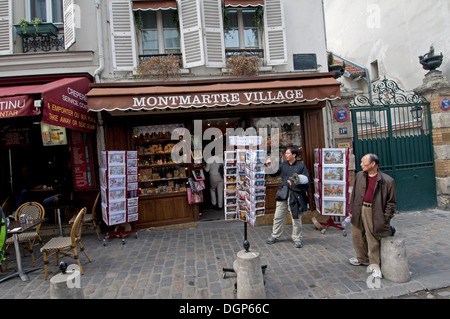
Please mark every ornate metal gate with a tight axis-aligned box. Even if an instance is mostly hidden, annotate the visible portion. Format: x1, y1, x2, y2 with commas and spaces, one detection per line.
350, 77, 436, 211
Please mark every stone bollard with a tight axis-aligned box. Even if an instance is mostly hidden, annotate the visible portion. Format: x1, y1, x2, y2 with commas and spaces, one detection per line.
50, 269, 84, 299
381, 236, 410, 283
233, 249, 266, 299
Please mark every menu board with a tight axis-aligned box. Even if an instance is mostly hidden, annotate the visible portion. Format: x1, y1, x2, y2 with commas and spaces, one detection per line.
100, 150, 139, 226
313, 148, 349, 217
70, 131, 95, 191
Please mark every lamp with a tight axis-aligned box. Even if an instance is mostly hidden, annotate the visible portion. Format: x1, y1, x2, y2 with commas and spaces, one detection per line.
410, 105, 423, 121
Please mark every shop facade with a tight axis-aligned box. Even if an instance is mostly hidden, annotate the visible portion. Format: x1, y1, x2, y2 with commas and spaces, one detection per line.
0, 74, 98, 216
87, 73, 340, 229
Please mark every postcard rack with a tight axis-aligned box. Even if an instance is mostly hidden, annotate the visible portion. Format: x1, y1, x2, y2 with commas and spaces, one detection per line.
313, 148, 350, 235
100, 150, 139, 245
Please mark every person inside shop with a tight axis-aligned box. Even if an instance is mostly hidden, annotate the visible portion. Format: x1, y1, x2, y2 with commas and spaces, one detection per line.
15, 161, 74, 218
265, 147, 310, 248
204, 152, 224, 210
348, 153, 397, 279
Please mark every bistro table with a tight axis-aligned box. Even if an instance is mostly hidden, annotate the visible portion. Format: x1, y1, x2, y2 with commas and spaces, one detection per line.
0, 218, 47, 283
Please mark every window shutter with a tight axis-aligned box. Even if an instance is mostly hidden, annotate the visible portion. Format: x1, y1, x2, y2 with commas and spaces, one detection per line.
177, 0, 204, 68
264, 0, 287, 65
203, 0, 225, 67
109, 1, 138, 71
0, 0, 12, 55
63, 0, 76, 50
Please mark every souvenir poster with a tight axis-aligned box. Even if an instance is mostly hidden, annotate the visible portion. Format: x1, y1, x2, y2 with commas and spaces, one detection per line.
323, 182, 346, 199
322, 149, 345, 165
323, 167, 346, 182
100, 150, 139, 226
322, 199, 346, 217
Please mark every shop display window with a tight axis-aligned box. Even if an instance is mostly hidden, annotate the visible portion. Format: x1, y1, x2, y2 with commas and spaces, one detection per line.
253, 116, 303, 184
132, 124, 189, 196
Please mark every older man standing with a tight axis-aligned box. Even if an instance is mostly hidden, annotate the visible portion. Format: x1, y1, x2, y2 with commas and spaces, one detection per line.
348, 153, 396, 278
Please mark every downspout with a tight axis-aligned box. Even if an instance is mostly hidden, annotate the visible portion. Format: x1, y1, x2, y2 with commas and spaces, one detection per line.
94, 0, 106, 158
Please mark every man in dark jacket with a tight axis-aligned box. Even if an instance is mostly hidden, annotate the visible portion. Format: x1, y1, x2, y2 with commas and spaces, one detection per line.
266, 147, 310, 248
348, 153, 396, 279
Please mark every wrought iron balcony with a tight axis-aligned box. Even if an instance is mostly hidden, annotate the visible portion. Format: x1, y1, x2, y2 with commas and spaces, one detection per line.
13, 22, 65, 53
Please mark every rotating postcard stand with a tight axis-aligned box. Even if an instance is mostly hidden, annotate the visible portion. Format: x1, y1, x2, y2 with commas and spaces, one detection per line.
312, 148, 350, 236
222, 136, 267, 278
100, 151, 139, 245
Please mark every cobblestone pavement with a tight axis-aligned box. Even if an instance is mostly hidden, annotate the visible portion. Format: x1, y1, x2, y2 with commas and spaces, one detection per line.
1, 208, 449, 299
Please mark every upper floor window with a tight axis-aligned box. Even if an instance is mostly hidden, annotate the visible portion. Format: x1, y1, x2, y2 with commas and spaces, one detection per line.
29, 0, 63, 23
138, 10, 180, 56
224, 8, 260, 50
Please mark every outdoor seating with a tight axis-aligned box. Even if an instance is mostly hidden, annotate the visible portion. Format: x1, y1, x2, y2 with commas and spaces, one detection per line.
3, 202, 45, 270
68, 192, 101, 240
41, 207, 92, 280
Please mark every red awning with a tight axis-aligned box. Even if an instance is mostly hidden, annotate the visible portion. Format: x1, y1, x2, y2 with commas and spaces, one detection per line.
132, 0, 177, 11
0, 77, 96, 133
87, 75, 340, 112
224, 0, 264, 7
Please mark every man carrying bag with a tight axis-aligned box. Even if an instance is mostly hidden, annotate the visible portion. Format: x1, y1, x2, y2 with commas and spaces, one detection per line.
266, 147, 310, 248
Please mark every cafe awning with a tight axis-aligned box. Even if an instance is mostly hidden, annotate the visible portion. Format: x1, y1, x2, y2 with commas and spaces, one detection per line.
224, 0, 264, 7
0, 77, 96, 133
87, 75, 340, 112
132, 0, 177, 11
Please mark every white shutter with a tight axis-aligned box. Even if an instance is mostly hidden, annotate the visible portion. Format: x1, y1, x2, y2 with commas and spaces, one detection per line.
177, 0, 204, 68
0, 0, 12, 55
109, 1, 137, 71
63, 0, 76, 50
264, 0, 287, 65
203, 0, 225, 67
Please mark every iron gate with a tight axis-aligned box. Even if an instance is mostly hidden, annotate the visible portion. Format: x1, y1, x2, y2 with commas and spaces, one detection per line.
350, 77, 436, 211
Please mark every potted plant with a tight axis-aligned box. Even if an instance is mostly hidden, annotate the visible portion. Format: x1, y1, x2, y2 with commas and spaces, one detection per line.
327, 52, 346, 79
419, 45, 443, 72
226, 52, 260, 77
13, 18, 58, 37
136, 54, 181, 80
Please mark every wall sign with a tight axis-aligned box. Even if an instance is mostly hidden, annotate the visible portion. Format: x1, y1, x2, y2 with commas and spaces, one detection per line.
334, 107, 349, 122
440, 98, 450, 111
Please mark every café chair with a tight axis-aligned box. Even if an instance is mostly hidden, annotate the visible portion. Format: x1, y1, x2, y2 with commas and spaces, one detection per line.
3, 202, 45, 270
41, 207, 92, 280
68, 192, 101, 240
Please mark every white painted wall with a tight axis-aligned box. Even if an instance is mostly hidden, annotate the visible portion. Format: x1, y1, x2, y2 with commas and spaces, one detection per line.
324, 0, 450, 91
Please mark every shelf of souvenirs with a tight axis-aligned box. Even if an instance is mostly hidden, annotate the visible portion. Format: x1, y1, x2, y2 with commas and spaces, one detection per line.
139, 183, 188, 196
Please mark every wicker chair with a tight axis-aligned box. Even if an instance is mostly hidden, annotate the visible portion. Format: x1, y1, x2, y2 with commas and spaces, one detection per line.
68, 192, 101, 240
41, 207, 92, 280
3, 202, 45, 270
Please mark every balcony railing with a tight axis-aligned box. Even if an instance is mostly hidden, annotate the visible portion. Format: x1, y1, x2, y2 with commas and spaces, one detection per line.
13, 23, 65, 53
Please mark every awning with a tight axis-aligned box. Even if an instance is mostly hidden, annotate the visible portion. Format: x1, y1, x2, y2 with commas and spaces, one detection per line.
132, 0, 177, 11
0, 77, 96, 133
225, 0, 264, 7
87, 76, 340, 112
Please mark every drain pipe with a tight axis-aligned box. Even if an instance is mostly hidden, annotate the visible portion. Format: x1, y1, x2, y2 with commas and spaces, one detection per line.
94, 0, 105, 83
94, 0, 106, 156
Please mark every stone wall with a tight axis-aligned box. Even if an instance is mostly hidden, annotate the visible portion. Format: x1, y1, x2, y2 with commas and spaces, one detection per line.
415, 72, 450, 209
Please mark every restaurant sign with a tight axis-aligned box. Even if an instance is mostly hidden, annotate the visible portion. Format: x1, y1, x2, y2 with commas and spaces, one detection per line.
0, 95, 39, 119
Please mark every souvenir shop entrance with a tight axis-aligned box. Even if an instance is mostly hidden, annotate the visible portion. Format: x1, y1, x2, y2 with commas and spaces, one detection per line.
87, 74, 340, 229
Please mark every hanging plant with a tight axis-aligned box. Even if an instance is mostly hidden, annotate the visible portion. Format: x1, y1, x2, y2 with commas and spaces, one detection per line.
136, 54, 181, 80
226, 52, 260, 77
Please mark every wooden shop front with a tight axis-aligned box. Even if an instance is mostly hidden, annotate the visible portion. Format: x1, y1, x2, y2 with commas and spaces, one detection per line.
87, 74, 340, 229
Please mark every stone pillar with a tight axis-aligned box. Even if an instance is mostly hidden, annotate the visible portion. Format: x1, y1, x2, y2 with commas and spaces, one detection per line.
415, 71, 450, 209
50, 271, 84, 299
380, 236, 410, 283
233, 250, 266, 299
